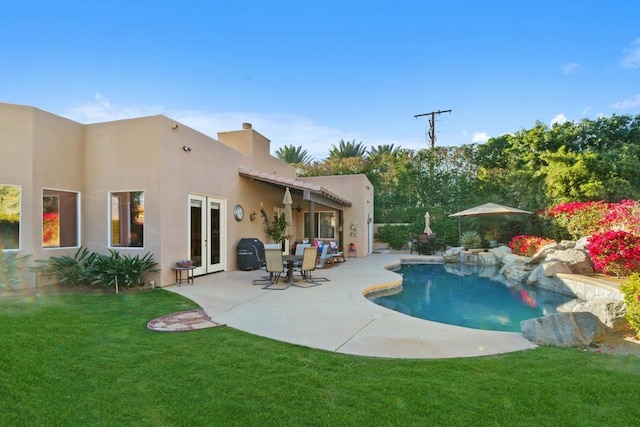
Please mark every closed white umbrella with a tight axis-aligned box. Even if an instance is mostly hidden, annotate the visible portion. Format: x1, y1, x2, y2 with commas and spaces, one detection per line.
424, 212, 434, 236
283, 187, 293, 242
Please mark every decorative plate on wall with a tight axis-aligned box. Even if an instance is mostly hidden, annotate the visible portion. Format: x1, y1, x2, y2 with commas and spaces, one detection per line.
233, 204, 244, 221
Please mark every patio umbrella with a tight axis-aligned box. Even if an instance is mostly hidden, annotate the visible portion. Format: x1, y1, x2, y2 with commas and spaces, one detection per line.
449, 203, 532, 217
449, 203, 533, 240
424, 211, 434, 236
283, 187, 293, 242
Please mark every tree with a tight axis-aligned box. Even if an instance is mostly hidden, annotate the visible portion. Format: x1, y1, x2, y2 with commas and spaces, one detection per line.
274, 145, 313, 164
368, 144, 401, 156
328, 139, 367, 159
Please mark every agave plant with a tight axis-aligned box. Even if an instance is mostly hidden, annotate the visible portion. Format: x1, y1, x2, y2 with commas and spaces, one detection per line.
91, 250, 159, 289
35, 246, 96, 287
459, 231, 482, 249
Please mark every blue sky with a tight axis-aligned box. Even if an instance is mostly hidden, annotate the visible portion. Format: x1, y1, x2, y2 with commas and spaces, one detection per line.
1, 1, 639, 160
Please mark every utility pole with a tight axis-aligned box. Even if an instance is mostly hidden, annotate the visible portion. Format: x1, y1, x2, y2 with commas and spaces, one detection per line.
414, 109, 452, 150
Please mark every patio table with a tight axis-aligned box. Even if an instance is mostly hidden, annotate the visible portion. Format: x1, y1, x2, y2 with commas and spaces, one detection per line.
282, 254, 303, 284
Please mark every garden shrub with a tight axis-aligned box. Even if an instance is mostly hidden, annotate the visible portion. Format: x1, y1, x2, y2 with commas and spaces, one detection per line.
36, 247, 158, 288
90, 250, 159, 288
0, 242, 30, 289
375, 224, 413, 249
508, 235, 555, 257
620, 273, 640, 339
544, 201, 610, 240
35, 246, 96, 286
588, 231, 640, 277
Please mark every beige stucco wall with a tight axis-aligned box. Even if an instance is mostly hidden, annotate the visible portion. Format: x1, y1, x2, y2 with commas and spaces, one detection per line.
0, 103, 85, 287
304, 174, 374, 256
1, 102, 373, 289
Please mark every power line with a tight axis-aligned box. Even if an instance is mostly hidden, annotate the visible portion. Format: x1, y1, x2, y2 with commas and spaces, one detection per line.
414, 109, 452, 150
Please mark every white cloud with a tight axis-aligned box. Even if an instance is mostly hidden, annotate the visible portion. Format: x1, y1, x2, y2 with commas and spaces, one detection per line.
562, 63, 580, 75
65, 93, 164, 122
611, 93, 640, 109
471, 132, 490, 143
65, 94, 422, 160
173, 110, 365, 161
550, 114, 567, 126
620, 38, 640, 69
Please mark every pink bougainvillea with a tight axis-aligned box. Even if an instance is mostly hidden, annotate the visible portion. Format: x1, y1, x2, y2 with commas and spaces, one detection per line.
545, 199, 640, 276
588, 231, 640, 277
508, 235, 556, 257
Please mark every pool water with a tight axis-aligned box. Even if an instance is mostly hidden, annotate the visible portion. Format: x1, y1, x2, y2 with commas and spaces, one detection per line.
369, 264, 577, 332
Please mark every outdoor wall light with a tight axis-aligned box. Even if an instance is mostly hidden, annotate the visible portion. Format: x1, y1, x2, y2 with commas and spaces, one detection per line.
172, 124, 179, 129
250, 211, 257, 221
182, 145, 192, 152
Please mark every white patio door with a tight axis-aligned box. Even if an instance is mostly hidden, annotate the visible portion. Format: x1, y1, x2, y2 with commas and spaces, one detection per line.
189, 194, 226, 275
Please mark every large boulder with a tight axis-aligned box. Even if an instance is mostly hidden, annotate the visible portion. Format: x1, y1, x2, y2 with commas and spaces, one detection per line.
544, 248, 594, 274
559, 240, 576, 249
500, 263, 534, 284
575, 236, 590, 251
529, 242, 563, 264
489, 245, 512, 263
573, 297, 628, 332
443, 246, 463, 263
521, 312, 608, 347
541, 260, 574, 277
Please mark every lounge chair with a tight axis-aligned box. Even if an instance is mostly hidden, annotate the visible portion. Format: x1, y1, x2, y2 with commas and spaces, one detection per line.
316, 244, 332, 268
294, 246, 329, 287
329, 241, 345, 264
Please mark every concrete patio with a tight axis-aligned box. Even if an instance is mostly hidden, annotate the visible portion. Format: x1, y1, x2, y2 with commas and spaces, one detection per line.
168, 253, 537, 359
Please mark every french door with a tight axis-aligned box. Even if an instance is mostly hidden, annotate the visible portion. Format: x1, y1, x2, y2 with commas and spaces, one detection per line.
189, 195, 226, 275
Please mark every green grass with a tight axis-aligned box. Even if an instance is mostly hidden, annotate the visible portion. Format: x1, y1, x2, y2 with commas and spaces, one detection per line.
1, 290, 639, 426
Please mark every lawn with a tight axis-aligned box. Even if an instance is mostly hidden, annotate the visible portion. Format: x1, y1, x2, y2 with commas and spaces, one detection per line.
1, 289, 639, 426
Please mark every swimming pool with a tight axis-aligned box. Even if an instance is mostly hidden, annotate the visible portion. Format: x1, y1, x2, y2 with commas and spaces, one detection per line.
369, 263, 578, 332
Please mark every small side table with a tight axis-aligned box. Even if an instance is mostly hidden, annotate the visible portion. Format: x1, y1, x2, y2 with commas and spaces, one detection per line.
172, 266, 196, 286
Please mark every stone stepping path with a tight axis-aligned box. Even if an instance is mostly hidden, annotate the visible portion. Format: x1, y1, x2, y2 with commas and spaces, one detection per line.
147, 309, 225, 332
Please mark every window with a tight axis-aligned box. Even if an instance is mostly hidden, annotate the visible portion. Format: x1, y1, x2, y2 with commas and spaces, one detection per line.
42, 189, 79, 248
0, 184, 20, 250
110, 191, 144, 247
303, 211, 336, 240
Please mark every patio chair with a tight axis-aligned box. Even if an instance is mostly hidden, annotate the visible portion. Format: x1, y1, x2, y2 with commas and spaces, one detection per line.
294, 246, 329, 287
292, 243, 311, 274
316, 244, 332, 268
417, 233, 434, 255
253, 249, 288, 290
433, 235, 447, 255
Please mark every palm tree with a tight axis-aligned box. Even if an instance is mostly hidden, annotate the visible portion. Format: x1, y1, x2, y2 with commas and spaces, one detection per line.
274, 145, 313, 164
368, 144, 401, 156
328, 139, 367, 159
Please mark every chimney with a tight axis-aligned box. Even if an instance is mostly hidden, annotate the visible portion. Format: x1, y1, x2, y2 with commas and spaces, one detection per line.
242, 122, 252, 129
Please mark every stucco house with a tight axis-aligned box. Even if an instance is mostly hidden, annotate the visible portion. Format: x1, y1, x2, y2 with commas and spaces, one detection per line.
0, 102, 374, 289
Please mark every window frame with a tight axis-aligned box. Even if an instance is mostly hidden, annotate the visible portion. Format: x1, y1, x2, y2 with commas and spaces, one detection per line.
41, 188, 80, 249
303, 211, 336, 240
0, 184, 21, 251
108, 190, 145, 249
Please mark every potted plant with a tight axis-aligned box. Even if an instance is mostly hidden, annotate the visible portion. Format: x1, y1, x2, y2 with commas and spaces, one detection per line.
264, 214, 288, 245
484, 227, 500, 248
